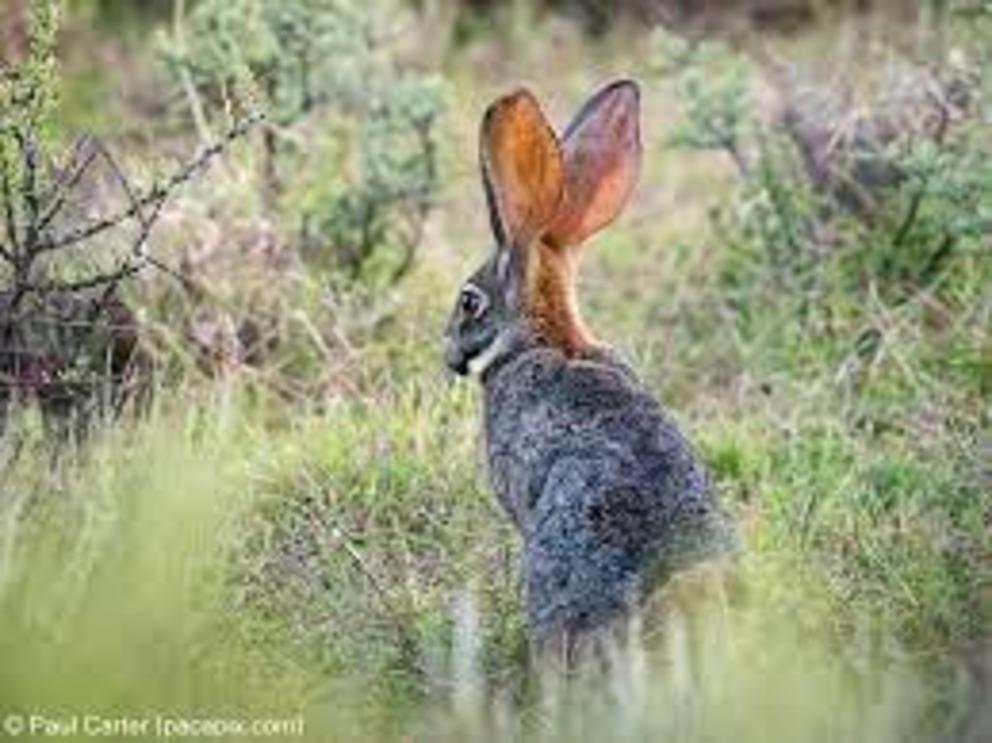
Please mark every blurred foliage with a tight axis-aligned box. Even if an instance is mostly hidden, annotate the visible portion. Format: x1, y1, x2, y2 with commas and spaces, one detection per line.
159, 0, 445, 287
655, 35, 751, 166
647, 21, 992, 653
293, 74, 443, 286
68, 0, 174, 27
444, 0, 653, 37
655, 25, 992, 304
161, 0, 372, 126
1, 0, 59, 138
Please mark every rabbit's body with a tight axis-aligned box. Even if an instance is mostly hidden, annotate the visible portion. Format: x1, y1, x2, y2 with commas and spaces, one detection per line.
443, 79, 738, 652
482, 340, 736, 640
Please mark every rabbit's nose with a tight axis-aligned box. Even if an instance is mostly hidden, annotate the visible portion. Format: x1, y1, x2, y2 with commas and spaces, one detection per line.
443, 337, 469, 376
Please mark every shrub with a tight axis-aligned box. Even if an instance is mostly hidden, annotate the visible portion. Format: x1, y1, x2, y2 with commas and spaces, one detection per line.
161, 0, 445, 286
654, 22, 992, 305
0, 0, 255, 437
651, 18, 992, 655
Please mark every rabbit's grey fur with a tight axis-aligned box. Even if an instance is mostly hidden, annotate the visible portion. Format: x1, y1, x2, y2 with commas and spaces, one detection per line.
480, 335, 737, 642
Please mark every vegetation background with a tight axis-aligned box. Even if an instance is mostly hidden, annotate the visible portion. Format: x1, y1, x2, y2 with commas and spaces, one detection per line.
0, 1, 989, 741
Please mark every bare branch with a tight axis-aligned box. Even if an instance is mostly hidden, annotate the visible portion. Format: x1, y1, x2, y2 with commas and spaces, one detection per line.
35, 134, 99, 236
24, 192, 169, 298
35, 113, 261, 254
22, 261, 143, 296
17, 129, 39, 248
891, 185, 926, 249
0, 141, 20, 259
88, 137, 152, 233
5, 114, 260, 311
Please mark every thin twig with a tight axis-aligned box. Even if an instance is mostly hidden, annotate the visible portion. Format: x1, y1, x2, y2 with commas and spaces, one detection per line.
917, 233, 956, 290
88, 138, 152, 233
20, 262, 143, 296
0, 143, 20, 258
173, 0, 214, 146
18, 130, 40, 250
35, 135, 99, 235
35, 113, 261, 254
323, 518, 423, 670
891, 187, 924, 248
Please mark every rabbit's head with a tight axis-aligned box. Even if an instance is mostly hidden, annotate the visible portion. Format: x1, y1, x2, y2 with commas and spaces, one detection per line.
444, 80, 642, 377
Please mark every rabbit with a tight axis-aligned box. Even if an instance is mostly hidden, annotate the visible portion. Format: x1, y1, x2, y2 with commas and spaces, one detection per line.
443, 79, 739, 658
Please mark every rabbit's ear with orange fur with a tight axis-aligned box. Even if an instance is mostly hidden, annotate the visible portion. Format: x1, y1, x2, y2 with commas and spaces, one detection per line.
545, 80, 641, 250
480, 89, 564, 252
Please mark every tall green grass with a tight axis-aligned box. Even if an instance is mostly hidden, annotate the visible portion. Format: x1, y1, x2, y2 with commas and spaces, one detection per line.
0, 366, 984, 740
0, 394, 312, 722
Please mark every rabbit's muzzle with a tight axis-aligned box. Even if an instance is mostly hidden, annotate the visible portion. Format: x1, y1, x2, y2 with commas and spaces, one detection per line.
443, 335, 471, 376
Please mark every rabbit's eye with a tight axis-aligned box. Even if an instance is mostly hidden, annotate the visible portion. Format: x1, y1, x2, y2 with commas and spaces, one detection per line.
459, 286, 487, 319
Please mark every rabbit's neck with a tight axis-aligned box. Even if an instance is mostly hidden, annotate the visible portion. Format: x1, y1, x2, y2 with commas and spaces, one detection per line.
473, 323, 541, 383
523, 241, 593, 357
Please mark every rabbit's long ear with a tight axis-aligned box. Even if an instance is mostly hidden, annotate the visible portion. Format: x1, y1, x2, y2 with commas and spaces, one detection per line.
480, 89, 564, 251
545, 80, 641, 249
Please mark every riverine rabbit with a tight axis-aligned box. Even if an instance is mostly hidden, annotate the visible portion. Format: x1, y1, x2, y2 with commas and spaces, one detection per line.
443, 80, 739, 657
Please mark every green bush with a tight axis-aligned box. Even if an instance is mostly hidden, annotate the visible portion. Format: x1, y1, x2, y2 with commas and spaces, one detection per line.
651, 23, 992, 655
161, 0, 445, 286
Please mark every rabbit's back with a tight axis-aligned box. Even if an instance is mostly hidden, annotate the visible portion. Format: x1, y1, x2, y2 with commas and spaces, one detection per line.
484, 348, 737, 639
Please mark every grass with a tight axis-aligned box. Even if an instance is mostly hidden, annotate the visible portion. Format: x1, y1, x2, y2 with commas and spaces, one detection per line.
0, 384, 980, 741
1, 5, 990, 741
